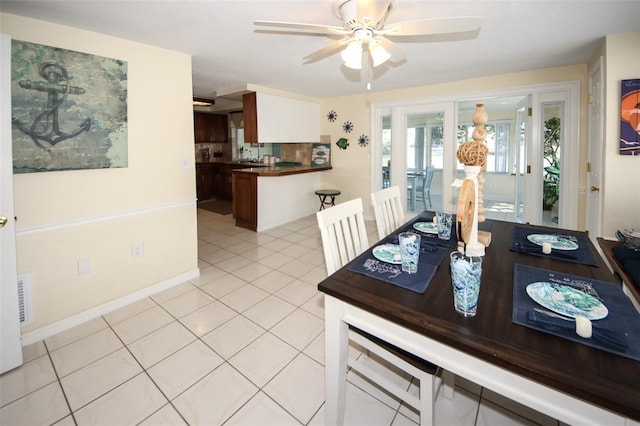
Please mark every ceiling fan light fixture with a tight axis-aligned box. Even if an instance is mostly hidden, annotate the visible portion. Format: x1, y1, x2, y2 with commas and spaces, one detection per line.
341, 40, 363, 69
369, 41, 391, 67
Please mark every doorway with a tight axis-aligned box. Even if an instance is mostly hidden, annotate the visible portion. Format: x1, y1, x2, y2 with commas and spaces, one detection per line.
456, 96, 529, 223
372, 82, 580, 228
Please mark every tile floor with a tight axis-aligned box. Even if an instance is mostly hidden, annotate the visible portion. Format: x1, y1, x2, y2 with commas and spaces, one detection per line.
0, 208, 561, 425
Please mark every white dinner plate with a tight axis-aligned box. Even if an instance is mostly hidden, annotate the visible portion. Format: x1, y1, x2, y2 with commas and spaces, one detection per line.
372, 244, 401, 264
526, 282, 608, 320
527, 234, 579, 251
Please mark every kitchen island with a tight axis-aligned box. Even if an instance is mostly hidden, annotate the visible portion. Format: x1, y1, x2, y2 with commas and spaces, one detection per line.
232, 164, 332, 231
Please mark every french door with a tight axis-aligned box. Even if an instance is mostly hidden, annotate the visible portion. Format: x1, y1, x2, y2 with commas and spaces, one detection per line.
372, 83, 579, 228
387, 103, 455, 213
514, 97, 531, 223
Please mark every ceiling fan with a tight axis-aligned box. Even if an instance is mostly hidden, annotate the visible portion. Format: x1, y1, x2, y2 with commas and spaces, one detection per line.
254, 0, 482, 81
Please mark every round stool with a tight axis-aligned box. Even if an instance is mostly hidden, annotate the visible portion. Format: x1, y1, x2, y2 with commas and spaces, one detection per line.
315, 189, 341, 211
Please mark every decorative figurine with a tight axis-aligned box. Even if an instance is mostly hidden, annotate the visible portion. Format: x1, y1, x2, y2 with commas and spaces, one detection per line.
336, 137, 349, 150
453, 102, 492, 256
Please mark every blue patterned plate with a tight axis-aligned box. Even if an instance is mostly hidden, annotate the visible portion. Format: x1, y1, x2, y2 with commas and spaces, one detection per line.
527, 234, 579, 251
372, 244, 401, 264
413, 222, 438, 234
526, 282, 608, 320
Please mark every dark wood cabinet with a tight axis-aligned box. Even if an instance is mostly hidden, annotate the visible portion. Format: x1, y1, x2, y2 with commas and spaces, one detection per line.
232, 172, 257, 231
197, 162, 256, 202
242, 92, 258, 143
194, 112, 228, 143
196, 163, 215, 200
220, 166, 233, 200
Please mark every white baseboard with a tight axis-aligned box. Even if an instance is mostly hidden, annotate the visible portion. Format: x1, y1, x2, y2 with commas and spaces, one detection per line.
21, 268, 200, 346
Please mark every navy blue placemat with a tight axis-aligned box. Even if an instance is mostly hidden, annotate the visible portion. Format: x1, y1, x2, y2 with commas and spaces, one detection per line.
399, 212, 459, 249
512, 264, 640, 361
346, 235, 449, 293
510, 226, 599, 267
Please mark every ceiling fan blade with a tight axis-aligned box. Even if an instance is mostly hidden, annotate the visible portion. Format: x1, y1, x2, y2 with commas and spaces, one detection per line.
303, 39, 350, 64
254, 20, 348, 35
377, 37, 405, 62
384, 16, 482, 37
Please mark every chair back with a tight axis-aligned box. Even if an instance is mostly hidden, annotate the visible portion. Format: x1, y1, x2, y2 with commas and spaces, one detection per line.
316, 198, 370, 275
371, 186, 405, 240
424, 166, 434, 189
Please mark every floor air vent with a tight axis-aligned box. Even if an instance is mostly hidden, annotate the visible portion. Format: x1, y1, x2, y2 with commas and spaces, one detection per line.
17, 273, 32, 327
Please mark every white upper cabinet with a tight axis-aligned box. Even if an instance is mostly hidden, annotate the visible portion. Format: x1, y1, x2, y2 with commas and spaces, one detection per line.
246, 92, 320, 143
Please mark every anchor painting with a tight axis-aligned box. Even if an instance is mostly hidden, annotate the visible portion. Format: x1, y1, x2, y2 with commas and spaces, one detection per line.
11, 40, 128, 173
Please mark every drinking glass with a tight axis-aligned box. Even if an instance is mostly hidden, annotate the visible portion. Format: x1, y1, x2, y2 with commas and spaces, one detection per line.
436, 211, 453, 240
450, 251, 483, 317
398, 232, 421, 274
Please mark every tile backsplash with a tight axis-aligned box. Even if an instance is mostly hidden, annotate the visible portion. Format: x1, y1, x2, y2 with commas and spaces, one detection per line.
196, 141, 326, 166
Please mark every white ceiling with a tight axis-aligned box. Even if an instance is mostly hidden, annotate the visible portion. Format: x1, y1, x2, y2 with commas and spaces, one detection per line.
2, 0, 639, 112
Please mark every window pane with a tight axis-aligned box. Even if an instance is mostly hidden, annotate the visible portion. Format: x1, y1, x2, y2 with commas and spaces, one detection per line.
382, 116, 391, 188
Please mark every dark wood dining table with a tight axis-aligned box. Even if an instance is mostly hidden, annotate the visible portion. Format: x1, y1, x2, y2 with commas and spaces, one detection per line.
318, 218, 640, 425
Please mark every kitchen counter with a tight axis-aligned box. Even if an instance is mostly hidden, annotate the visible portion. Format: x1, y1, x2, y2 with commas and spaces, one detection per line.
232, 164, 332, 176
232, 164, 333, 232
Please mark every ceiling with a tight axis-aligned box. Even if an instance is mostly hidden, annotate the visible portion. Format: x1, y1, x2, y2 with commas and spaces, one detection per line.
2, 1, 639, 112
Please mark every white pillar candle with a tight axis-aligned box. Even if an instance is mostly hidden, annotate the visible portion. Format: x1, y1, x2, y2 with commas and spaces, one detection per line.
575, 316, 593, 338
542, 242, 552, 254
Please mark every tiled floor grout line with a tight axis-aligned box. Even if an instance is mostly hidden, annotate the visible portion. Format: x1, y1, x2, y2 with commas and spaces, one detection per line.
193, 228, 373, 426
143, 251, 325, 425
102, 299, 227, 426
42, 340, 79, 425
1, 210, 562, 425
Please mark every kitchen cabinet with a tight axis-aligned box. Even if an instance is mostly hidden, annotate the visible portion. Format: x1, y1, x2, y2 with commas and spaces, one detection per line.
196, 163, 215, 200
243, 92, 258, 144
219, 165, 234, 200
198, 162, 257, 202
242, 92, 319, 143
232, 172, 258, 231
194, 112, 228, 143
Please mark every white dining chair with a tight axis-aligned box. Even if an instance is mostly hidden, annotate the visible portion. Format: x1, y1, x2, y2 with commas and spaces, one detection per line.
371, 185, 406, 240
316, 197, 451, 426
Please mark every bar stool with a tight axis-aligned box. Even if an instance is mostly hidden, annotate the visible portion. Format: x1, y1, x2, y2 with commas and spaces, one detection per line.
315, 189, 341, 211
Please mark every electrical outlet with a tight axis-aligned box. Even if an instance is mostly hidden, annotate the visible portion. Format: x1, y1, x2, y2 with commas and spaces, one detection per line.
78, 258, 91, 276
132, 242, 144, 259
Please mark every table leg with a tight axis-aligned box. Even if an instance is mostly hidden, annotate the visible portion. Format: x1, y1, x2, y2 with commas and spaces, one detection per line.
324, 296, 349, 425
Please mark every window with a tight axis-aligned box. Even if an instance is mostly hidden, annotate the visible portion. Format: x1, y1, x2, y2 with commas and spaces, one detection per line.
456, 121, 511, 173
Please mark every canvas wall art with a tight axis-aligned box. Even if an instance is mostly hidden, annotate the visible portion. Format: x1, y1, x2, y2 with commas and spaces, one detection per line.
620, 78, 640, 156
11, 40, 128, 173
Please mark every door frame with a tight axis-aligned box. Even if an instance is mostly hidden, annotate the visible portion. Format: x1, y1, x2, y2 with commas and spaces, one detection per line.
371, 81, 581, 228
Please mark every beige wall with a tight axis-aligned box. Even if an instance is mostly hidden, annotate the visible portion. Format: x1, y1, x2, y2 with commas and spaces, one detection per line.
2, 14, 198, 337
601, 32, 640, 238
321, 65, 588, 220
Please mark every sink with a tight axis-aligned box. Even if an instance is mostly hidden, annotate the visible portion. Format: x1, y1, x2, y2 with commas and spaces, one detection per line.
275, 161, 302, 167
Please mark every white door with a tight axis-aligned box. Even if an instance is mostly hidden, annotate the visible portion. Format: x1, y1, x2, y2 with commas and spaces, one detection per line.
391, 103, 455, 213
514, 96, 531, 223
1, 34, 23, 374
586, 57, 604, 243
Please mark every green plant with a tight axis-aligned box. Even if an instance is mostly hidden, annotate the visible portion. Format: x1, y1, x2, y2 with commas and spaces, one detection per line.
543, 117, 561, 210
